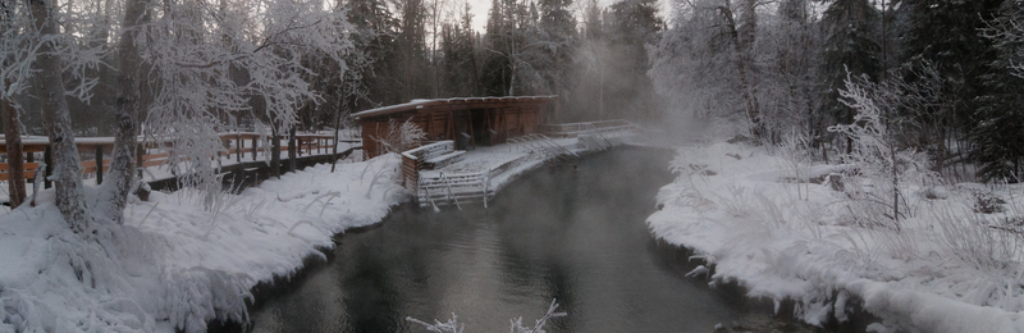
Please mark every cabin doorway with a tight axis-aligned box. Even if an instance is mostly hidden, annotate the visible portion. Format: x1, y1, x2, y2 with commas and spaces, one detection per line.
453, 111, 469, 150
470, 109, 490, 146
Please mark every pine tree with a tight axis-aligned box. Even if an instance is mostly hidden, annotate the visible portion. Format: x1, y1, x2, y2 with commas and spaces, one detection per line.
537, 0, 576, 118
816, 0, 881, 153
899, 0, 1004, 174
481, 0, 513, 95
391, 0, 431, 101
440, 4, 480, 97
607, 0, 662, 121
972, 0, 1024, 181
346, 0, 398, 107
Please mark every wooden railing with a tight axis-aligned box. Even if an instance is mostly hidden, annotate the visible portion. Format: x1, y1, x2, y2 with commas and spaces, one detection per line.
401, 141, 459, 192
0, 132, 357, 186
541, 119, 639, 138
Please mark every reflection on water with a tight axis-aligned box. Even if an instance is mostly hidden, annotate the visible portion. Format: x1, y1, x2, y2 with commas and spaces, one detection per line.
246, 148, 772, 333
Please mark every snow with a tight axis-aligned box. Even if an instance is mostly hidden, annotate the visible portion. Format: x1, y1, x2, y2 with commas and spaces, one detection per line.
416, 133, 635, 207
648, 141, 1024, 332
0, 154, 405, 332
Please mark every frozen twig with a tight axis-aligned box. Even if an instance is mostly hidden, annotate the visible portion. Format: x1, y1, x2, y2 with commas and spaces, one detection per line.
406, 299, 565, 333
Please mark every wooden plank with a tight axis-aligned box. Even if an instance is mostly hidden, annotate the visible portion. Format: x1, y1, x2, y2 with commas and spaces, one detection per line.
81, 160, 111, 168
82, 165, 111, 173
0, 162, 40, 171
0, 145, 46, 154
0, 171, 35, 181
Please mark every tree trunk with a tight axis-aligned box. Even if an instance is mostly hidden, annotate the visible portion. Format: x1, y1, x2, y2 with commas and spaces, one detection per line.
2, 0, 25, 208
270, 125, 280, 179
2, 78, 25, 208
27, 0, 88, 231
288, 126, 297, 172
330, 97, 343, 173
100, 0, 147, 224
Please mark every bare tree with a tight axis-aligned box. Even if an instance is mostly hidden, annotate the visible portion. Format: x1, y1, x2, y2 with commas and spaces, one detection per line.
1, 0, 26, 207
137, 0, 359, 197
96, 0, 148, 223
715, 0, 760, 137
27, 0, 88, 230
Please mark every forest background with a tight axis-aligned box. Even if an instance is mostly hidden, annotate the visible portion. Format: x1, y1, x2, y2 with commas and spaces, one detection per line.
3, 0, 1024, 226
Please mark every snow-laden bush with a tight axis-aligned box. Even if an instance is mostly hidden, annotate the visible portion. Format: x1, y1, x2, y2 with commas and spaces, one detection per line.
372, 118, 428, 154
829, 71, 935, 231
406, 299, 566, 333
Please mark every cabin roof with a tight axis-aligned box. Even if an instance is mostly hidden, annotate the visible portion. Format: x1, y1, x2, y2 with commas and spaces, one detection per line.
350, 96, 556, 120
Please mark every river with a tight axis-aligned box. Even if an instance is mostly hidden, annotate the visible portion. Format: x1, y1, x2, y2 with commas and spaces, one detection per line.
241, 148, 803, 333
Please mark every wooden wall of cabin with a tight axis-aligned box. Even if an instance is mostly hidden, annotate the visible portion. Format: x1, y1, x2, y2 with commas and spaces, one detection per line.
493, 106, 540, 142
360, 101, 547, 159
360, 113, 424, 159
360, 118, 386, 159
418, 110, 452, 142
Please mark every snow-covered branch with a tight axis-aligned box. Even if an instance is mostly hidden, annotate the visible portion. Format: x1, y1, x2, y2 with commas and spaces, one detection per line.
406, 299, 567, 333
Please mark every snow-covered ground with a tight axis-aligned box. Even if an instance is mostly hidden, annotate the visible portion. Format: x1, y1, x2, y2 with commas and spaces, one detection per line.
0, 154, 405, 332
648, 141, 1024, 333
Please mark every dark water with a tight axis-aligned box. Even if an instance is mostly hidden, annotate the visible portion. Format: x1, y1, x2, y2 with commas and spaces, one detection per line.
246, 148, 782, 333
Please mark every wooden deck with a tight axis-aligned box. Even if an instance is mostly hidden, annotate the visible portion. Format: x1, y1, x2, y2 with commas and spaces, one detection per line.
0, 132, 359, 188
401, 120, 641, 208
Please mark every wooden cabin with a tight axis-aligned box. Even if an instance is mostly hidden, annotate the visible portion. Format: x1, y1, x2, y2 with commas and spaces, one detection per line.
351, 96, 555, 159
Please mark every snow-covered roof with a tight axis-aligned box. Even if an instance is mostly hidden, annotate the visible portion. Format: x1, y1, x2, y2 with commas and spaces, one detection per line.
350, 96, 557, 120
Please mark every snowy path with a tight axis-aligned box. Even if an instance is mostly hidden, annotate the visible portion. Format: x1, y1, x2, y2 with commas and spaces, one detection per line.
0, 155, 404, 332
648, 142, 1024, 333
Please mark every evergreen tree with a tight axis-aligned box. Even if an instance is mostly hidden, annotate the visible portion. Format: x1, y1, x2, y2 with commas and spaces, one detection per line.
606, 0, 662, 121
899, 0, 1004, 173
816, 0, 881, 152
481, 0, 513, 95
345, 0, 398, 108
537, 0, 577, 119
440, 4, 481, 97
972, 0, 1024, 181
392, 0, 431, 101
480, 0, 547, 96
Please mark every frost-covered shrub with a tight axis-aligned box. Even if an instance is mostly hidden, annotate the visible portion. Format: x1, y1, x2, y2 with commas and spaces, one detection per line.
406, 299, 566, 333
373, 118, 427, 154
973, 191, 1007, 214
829, 72, 936, 230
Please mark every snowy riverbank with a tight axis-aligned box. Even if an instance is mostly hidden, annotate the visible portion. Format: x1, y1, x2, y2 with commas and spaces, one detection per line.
0, 155, 405, 332
649, 141, 1024, 332
648, 141, 1024, 333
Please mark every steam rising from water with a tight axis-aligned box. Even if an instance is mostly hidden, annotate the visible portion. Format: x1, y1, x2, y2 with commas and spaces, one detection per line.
245, 149, 778, 332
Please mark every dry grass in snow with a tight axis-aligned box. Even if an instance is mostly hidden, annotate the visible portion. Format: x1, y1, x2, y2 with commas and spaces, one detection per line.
648, 142, 1024, 333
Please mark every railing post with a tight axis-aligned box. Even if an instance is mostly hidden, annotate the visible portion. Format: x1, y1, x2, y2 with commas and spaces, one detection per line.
96, 145, 103, 185
252, 136, 258, 161
136, 144, 144, 178
287, 127, 297, 172
236, 134, 241, 163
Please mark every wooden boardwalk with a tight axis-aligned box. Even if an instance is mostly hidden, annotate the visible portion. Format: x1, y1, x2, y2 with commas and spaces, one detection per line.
0, 132, 360, 191
401, 120, 640, 208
